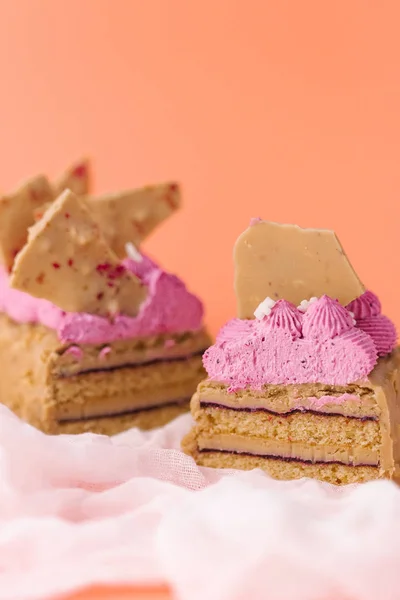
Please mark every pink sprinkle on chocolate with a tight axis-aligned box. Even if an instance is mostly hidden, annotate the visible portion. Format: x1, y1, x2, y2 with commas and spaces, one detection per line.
97, 291, 104, 300
132, 220, 145, 235
107, 282, 114, 288
162, 183, 179, 210
164, 339, 176, 349
67, 259, 74, 267
96, 263, 126, 280
99, 346, 111, 360
52, 262, 61, 269
65, 345, 83, 360
112, 264, 126, 278
36, 272, 45, 284
96, 263, 111, 273
72, 164, 87, 178
30, 188, 40, 202
65, 213, 70, 219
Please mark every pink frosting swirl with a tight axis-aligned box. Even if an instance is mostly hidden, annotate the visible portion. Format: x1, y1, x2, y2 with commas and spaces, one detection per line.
217, 319, 253, 344
346, 291, 397, 355
356, 315, 397, 357
347, 290, 381, 319
302, 296, 354, 340
261, 300, 302, 340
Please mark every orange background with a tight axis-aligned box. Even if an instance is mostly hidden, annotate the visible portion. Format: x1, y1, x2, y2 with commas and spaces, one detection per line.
0, 2, 399, 599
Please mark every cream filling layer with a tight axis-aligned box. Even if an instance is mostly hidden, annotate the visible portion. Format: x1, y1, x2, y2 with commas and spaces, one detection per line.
197, 433, 379, 466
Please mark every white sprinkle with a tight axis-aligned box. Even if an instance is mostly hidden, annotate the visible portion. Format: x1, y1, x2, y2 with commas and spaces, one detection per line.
125, 242, 143, 262
297, 297, 318, 313
254, 297, 276, 320
348, 310, 357, 325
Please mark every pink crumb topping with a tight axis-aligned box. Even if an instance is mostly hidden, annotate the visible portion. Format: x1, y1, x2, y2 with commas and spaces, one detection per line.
72, 163, 87, 178
164, 339, 176, 349
293, 393, 360, 410
99, 347, 111, 359
0, 254, 204, 345
65, 345, 83, 360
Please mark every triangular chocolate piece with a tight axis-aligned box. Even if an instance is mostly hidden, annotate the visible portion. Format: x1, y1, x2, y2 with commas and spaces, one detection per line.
86, 182, 181, 257
0, 175, 54, 271
10, 190, 147, 317
55, 157, 91, 196
234, 220, 365, 319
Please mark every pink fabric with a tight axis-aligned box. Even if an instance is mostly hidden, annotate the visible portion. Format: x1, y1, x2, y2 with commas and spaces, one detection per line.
1, 406, 400, 600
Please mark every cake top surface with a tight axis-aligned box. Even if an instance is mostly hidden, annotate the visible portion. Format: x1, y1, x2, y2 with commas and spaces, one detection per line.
205, 219, 396, 389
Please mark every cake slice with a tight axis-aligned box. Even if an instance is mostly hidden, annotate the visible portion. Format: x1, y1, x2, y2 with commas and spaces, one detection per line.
183, 220, 399, 485
0, 177, 210, 435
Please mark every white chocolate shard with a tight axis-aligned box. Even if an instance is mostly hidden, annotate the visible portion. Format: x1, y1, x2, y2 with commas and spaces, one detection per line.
54, 157, 91, 197
10, 190, 147, 317
85, 182, 181, 257
234, 220, 365, 319
0, 175, 54, 271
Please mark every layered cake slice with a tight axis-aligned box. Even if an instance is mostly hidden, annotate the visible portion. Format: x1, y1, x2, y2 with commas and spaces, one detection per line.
0, 178, 210, 435
183, 220, 399, 485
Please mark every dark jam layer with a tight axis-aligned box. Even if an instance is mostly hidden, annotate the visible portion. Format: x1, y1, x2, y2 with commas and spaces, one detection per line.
200, 401, 378, 422
199, 447, 378, 468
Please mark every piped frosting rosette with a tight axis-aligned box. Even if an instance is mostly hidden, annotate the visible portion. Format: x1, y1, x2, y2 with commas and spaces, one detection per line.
347, 291, 397, 356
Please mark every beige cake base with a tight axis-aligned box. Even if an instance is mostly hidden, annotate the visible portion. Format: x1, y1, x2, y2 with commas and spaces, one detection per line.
0, 313, 210, 435
183, 350, 400, 485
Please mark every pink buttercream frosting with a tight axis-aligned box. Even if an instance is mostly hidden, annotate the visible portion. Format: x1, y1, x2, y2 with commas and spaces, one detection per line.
347, 290, 381, 319
302, 296, 354, 340
264, 300, 302, 340
0, 255, 204, 344
346, 291, 397, 356
204, 294, 394, 390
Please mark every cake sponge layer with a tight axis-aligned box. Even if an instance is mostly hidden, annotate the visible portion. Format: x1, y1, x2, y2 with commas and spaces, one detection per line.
192, 404, 380, 449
